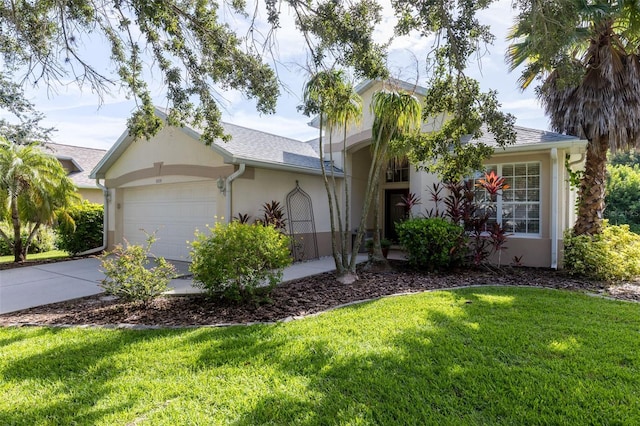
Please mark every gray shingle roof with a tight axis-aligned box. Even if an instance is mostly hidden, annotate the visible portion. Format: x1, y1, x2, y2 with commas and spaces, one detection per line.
44, 143, 106, 188
216, 122, 330, 171
468, 125, 581, 147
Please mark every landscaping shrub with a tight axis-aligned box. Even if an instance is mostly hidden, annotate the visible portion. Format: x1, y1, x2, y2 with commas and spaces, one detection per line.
190, 221, 292, 302
605, 164, 640, 233
0, 223, 57, 255
100, 233, 176, 305
564, 223, 640, 281
56, 201, 104, 254
396, 217, 465, 271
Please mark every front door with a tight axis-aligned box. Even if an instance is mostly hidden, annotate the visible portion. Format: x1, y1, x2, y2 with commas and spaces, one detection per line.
385, 189, 409, 242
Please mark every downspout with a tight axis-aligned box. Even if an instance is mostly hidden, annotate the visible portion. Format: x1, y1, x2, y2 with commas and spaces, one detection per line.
550, 148, 558, 269
225, 163, 246, 223
77, 179, 108, 255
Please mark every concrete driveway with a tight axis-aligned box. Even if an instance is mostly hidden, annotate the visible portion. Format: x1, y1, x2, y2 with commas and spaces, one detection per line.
0, 258, 105, 315
0, 254, 373, 315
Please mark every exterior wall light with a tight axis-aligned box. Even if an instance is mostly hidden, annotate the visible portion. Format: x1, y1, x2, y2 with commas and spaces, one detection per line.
216, 177, 226, 195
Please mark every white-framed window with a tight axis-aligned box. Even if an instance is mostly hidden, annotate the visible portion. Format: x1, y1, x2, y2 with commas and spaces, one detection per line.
475, 162, 541, 235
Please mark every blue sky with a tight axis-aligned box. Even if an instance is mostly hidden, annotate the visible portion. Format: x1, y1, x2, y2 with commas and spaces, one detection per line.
6, 0, 546, 150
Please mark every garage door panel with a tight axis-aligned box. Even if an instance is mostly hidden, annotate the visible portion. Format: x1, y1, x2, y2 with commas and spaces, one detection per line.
123, 181, 216, 260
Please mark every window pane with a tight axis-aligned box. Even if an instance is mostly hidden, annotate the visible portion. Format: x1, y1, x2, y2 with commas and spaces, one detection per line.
528, 163, 540, 175
503, 189, 514, 201
513, 204, 527, 218
528, 220, 540, 234
527, 176, 540, 189
514, 164, 527, 176
528, 190, 540, 202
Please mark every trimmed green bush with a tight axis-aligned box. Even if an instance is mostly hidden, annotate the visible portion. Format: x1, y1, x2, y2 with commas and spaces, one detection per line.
56, 201, 104, 254
396, 217, 465, 271
564, 223, 640, 281
100, 233, 176, 305
190, 221, 292, 302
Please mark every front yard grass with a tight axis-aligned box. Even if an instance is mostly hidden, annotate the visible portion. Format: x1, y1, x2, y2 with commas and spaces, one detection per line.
0, 250, 68, 264
1, 286, 639, 425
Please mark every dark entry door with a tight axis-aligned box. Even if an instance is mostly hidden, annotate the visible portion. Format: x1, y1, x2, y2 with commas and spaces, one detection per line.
385, 189, 409, 242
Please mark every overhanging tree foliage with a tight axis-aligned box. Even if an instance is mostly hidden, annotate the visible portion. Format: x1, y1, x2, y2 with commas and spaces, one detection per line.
508, 0, 640, 236
393, 0, 516, 182
0, 0, 280, 145
0, 0, 390, 144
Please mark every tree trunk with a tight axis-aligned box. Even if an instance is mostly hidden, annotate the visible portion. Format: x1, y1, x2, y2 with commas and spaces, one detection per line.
11, 197, 24, 262
367, 178, 391, 271
573, 138, 608, 236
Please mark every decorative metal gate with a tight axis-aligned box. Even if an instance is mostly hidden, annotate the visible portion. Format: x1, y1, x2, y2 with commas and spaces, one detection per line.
286, 181, 319, 262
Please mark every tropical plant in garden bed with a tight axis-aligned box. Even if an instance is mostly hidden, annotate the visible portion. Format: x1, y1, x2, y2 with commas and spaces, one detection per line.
1, 287, 639, 425
100, 232, 176, 306
564, 222, 640, 281
190, 221, 291, 302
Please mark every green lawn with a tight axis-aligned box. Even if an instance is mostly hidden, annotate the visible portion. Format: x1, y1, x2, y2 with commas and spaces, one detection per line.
1, 287, 639, 425
0, 250, 68, 263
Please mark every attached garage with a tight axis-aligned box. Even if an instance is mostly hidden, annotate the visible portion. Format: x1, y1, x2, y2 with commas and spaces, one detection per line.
91, 106, 338, 261
122, 180, 216, 260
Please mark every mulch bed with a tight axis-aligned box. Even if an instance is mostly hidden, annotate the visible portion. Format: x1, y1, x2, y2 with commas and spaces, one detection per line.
1, 261, 638, 328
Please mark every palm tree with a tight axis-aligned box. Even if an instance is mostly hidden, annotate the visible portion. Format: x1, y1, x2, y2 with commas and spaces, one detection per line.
350, 89, 422, 272
0, 139, 78, 262
507, 0, 640, 236
301, 70, 363, 281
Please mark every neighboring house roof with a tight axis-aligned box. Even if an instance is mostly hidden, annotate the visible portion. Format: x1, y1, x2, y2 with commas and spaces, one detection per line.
44, 142, 107, 189
91, 107, 342, 179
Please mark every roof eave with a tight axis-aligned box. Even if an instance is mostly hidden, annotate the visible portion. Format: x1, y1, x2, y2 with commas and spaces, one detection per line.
494, 139, 588, 154
229, 156, 344, 177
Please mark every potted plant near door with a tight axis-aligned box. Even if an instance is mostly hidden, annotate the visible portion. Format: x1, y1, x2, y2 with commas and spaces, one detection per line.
381, 238, 392, 258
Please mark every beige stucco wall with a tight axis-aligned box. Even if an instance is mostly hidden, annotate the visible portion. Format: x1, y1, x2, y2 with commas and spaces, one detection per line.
325, 80, 444, 155
78, 188, 104, 205
106, 127, 227, 179
103, 127, 228, 249
232, 167, 338, 234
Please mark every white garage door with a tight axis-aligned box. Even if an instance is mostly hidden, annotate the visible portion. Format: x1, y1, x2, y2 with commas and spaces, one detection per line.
123, 180, 217, 260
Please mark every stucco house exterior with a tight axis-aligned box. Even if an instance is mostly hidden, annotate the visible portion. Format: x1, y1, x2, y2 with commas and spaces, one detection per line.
90, 79, 587, 268
45, 142, 107, 204
90, 109, 339, 261
325, 79, 587, 268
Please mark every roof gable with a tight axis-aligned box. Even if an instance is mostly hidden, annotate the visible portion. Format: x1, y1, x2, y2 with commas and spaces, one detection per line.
91, 107, 339, 179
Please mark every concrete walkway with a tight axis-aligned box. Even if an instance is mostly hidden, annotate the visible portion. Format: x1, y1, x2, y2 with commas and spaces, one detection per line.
167, 254, 370, 295
0, 253, 381, 314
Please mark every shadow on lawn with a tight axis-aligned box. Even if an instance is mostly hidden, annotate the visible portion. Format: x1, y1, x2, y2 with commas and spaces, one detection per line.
189, 287, 637, 425
2, 287, 638, 424
0, 328, 191, 425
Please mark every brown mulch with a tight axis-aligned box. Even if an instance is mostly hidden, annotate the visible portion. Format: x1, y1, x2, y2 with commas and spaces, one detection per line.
1, 261, 638, 328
